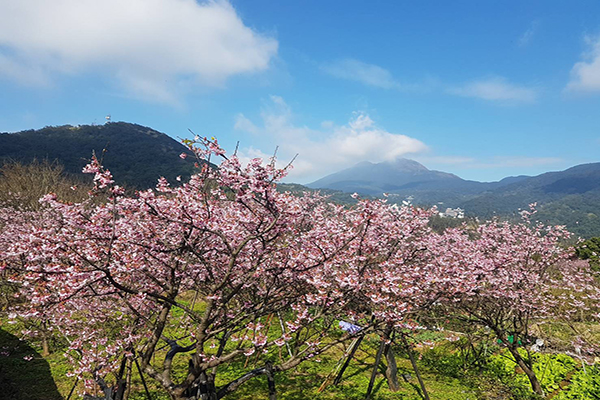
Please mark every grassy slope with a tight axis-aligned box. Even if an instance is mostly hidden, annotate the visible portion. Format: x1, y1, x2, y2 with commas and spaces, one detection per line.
3, 318, 599, 400
0, 324, 477, 400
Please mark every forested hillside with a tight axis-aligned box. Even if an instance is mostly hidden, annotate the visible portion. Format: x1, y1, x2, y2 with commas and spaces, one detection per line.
0, 122, 199, 188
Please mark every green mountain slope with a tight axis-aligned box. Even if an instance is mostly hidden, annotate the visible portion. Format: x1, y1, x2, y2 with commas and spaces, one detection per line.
0, 122, 199, 188
459, 163, 600, 237
307, 157, 600, 237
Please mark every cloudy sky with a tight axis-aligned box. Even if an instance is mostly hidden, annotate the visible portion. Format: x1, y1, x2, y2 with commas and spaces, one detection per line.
1, 0, 600, 183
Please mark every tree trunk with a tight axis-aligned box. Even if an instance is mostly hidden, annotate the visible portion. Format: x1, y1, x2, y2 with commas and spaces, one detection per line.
365, 335, 387, 400
41, 334, 50, 357
401, 334, 430, 400
197, 370, 218, 400
124, 359, 133, 400
333, 335, 364, 385
507, 346, 544, 396
133, 357, 152, 400
265, 362, 277, 400
384, 345, 400, 392
114, 356, 128, 400
41, 321, 50, 356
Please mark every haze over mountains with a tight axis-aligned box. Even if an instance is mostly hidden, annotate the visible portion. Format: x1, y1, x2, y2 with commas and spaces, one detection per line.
309, 158, 600, 238
308, 158, 529, 202
308, 157, 600, 209
308, 158, 535, 214
2, 122, 600, 237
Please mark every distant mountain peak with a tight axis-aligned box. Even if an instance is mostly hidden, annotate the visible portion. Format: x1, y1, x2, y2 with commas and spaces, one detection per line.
307, 157, 463, 195
385, 157, 430, 173
353, 160, 374, 168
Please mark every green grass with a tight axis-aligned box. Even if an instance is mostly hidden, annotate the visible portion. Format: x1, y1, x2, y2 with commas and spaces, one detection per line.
2, 313, 598, 400
1, 321, 479, 400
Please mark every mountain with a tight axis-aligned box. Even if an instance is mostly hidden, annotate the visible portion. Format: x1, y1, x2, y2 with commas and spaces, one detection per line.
308, 159, 461, 194
460, 163, 600, 238
307, 159, 600, 237
461, 163, 600, 217
307, 158, 525, 207
0, 122, 200, 188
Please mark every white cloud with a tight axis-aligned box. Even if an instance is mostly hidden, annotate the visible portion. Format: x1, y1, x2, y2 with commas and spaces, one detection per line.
233, 114, 260, 135
518, 20, 540, 47
0, 0, 278, 104
321, 58, 438, 92
321, 58, 537, 104
0, 54, 50, 87
448, 77, 538, 103
566, 35, 600, 93
233, 96, 428, 182
321, 58, 398, 89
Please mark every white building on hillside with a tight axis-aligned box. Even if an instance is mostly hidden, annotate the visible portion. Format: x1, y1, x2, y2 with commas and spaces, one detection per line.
440, 207, 464, 219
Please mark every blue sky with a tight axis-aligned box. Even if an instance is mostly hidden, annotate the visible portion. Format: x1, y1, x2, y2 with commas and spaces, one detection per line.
1, 1, 600, 183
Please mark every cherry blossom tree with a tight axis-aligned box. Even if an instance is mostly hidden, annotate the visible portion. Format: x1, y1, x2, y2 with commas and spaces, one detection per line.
317, 198, 436, 397
0, 160, 93, 354
432, 211, 599, 396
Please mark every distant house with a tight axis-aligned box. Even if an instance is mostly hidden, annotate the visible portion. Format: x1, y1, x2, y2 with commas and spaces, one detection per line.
440, 207, 464, 219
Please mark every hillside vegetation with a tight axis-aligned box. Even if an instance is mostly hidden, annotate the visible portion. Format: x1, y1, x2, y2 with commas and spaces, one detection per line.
0, 122, 199, 189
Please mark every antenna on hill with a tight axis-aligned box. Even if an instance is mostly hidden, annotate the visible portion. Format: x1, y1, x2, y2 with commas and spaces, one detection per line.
105, 114, 111, 124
